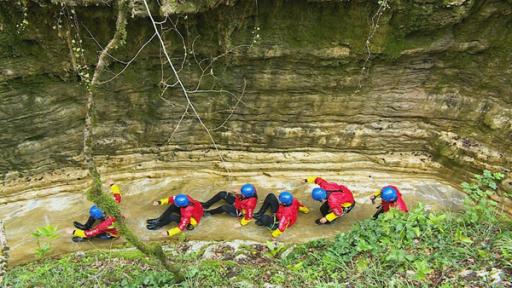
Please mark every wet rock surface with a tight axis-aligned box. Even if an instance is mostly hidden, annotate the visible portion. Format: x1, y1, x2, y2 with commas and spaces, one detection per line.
1, 171, 466, 265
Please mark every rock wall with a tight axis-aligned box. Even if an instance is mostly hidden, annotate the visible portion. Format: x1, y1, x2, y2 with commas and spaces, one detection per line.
0, 0, 511, 199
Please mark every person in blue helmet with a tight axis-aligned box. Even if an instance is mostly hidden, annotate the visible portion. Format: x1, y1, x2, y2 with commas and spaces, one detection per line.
307, 177, 355, 225
201, 184, 259, 225
73, 180, 122, 230
72, 205, 119, 242
146, 194, 204, 237
253, 192, 309, 238
370, 185, 408, 219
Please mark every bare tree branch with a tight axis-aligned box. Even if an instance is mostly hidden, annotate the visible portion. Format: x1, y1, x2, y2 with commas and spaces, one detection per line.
97, 32, 157, 85
142, 0, 228, 167
354, 0, 389, 94
213, 79, 247, 131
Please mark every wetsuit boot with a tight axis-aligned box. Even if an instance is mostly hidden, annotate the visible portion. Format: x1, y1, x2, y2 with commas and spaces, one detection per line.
72, 236, 86, 243
97, 233, 118, 240
146, 220, 165, 230
146, 218, 160, 224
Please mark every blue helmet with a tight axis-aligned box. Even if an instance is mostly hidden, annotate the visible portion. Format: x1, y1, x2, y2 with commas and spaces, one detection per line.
240, 183, 256, 198
89, 205, 105, 220
174, 194, 190, 207
311, 187, 327, 201
278, 191, 293, 206
381, 186, 398, 202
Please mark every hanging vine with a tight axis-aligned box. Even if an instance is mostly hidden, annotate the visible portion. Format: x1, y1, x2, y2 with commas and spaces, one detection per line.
14, 0, 29, 34
354, 0, 390, 94
0, 221, 8, 285
76, 0, 184, 281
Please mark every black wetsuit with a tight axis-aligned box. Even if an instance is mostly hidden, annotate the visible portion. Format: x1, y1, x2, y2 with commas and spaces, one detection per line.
254, 193, 280, 230
146, 204, 187, 230
74, 217, 96, 230
202, 191, 240, 217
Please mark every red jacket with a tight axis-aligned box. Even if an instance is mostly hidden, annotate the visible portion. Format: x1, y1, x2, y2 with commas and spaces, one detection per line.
315, 177, 355, 216
381, 185, 408, 213
165, 195, 204, 231
276, 198, 306, 232
234, 195, 257, 220
84, 216, 119, 238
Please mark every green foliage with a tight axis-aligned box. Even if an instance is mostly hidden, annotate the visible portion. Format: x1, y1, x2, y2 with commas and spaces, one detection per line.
461, 169, 505, 202
32, 224, 60, 258
14, 0, 29, 34
265, 241, 286, 258
119, 270, 174, 288
412, 260, 433, 281
494, 231, 512, 263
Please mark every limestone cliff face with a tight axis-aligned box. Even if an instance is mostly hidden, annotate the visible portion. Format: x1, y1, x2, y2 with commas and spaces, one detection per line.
0, 0, 511, 199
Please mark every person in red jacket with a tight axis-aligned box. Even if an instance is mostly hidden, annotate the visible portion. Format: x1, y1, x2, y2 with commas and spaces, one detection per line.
254, 192, 309, 238
202, 183, 258, 226
73, 179, 122, 230
72, 205, 119, 242
146, 194, 204, 237
371, 185, 408, 219
306, 176, 356, 225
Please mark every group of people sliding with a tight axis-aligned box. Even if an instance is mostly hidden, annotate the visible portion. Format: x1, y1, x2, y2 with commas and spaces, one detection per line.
71, 177, 409, 242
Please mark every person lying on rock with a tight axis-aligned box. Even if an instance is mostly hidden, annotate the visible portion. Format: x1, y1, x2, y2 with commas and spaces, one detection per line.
370, 185, 408, 219
253, 191, 309, 238
202, 183, 258, 226
306, 176, 356, 225
72, 205, 119, 242
73, 179, 122, 232
146, 194, 204, 238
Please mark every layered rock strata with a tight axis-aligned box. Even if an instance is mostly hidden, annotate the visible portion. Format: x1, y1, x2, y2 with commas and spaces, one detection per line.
0, 0, 510, 200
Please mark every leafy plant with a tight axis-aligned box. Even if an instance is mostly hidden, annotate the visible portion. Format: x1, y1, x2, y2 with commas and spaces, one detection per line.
494, 231, 512, 262
412, 260, 433, 281
265, 241, 286, 258
32, 224, 60, 258
120, 270, 174, 288
461, 170, 505, 202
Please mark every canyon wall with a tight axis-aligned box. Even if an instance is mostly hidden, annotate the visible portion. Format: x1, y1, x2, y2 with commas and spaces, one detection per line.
1, 0, 511, 201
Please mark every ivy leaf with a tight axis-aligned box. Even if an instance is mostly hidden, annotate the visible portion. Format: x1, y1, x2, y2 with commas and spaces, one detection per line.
493, 172, 505, 180
356, 239, 372, 252
413, 226, 421, 237
413, 260, 433, 281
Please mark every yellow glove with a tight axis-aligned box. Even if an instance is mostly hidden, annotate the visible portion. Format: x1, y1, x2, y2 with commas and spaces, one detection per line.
189, 217, 198, 227
111, 184, 120, 194
166, 227, 182, 237
73, 229, 86, 238
306, 176, 318, 184
159, 198, 170, 205
299, 206, 310, 214
240, 217, 252, 226
325, 212, 338, 222
371, 190, 380, 204
272, 229, 282, 238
